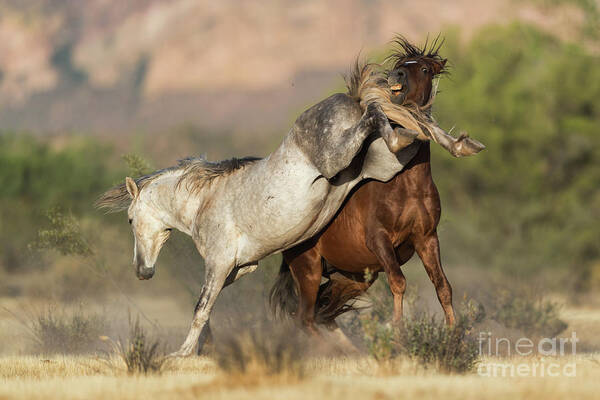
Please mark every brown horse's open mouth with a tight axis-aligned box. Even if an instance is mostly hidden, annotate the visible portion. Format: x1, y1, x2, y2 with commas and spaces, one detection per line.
390, 84, 403, 96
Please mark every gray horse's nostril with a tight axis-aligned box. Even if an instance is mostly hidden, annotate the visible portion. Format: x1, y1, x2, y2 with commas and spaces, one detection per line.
137, 266, 155, 280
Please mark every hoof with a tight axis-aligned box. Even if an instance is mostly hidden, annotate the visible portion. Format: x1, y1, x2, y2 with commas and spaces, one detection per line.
168, 349, 193, 358
451, 133, 485, 157
384, 126, 419, 153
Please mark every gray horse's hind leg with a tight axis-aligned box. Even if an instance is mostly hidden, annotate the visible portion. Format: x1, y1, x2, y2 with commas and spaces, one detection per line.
329, 102, 396, 176
311, 102, 396, 179
196, 263, 258, 355
224, 263, 259, 286
386, 126, 420, 151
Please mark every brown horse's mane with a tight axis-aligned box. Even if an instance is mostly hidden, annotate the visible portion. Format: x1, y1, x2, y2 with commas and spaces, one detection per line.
95, 156, 260, 212
345, 62, 435, 140
345, 36, 447, 140
386, 35, 448, 73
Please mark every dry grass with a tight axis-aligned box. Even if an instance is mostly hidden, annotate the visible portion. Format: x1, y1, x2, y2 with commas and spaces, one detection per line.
0, 354, 598, 400
103, 317, 167, 375
1, 299, 599, 399
214, 320, 307, 383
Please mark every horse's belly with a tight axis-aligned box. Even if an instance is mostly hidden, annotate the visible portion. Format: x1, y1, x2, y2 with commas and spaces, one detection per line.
286, 182, 350, 243
316, 210, 380, 270
232, 156, 334, 260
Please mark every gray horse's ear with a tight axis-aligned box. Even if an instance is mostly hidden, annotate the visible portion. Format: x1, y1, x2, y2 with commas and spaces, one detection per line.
125, 177, 139, 199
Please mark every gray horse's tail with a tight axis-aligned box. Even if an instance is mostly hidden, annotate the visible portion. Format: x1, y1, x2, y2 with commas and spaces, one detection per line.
269, 258, 362, 325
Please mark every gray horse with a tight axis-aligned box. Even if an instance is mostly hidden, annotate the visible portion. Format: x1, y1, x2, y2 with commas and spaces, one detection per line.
96, 93, 449, 356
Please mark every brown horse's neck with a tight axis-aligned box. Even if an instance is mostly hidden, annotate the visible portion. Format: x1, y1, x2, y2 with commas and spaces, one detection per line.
384, 141, 435, 196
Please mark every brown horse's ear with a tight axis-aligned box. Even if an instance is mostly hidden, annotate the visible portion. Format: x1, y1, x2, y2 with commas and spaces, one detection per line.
432, 59, 447, 75
125, 177, 139, 199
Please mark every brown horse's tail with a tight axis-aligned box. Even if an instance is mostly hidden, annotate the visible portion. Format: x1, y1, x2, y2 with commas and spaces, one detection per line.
269, 258, 364, 324
269, 258, 298, 320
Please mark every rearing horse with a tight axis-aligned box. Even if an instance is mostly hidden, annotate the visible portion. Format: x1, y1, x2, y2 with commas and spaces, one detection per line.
96, 55, 451, 356
270, 38, 465, 339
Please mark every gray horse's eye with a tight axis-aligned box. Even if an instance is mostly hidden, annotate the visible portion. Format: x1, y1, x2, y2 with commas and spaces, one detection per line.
128, 218, 133, 224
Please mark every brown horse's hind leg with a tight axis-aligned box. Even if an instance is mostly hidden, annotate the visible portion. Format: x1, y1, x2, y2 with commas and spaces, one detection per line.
366, 232, 409, 324
286, 248, 323, 334
413, 233, 455, 325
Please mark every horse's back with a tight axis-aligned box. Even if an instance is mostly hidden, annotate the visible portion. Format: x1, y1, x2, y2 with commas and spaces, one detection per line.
294, 93, 362, 133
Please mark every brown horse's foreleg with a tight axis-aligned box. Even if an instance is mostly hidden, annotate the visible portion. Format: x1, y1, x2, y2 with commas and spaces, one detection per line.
366, 232, 408, 324
286, 248, 323, 335
413, 233, 455, 325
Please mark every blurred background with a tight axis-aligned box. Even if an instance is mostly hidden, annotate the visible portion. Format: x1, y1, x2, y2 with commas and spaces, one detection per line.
0, 0, 599, 355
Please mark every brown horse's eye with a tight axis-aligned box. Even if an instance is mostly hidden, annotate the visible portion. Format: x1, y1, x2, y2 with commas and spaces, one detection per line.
422, 67, 429, 74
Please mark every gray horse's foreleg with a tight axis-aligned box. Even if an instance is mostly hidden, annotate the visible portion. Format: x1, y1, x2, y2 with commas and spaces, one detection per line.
195, 323, 213, 356
429, 126, 485, 157
171, 262, 234, 357
196, 263, 258, 355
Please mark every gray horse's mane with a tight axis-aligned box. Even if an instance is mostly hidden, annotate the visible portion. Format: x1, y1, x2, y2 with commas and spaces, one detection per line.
95, 156, 261, 212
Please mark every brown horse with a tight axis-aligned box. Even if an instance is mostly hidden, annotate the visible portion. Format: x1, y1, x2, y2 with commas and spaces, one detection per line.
270, 38, 456, 337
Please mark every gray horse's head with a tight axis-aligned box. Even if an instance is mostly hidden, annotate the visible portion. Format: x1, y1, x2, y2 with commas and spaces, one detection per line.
124, 177, 172, 280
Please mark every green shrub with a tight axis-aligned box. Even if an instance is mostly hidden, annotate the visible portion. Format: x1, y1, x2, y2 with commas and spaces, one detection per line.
360, 294, 482, 374
122, 153, 152, 178
433, 24, 600, 279
395, 307, 481, 373
490, 288, 567, 337
0, 134, 121, 273
30, 208, 92, 257
0, 134, 119, 211
28, 306, 106, 355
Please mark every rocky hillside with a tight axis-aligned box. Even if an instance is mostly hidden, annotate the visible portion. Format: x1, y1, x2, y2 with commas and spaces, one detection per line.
0, 0, 590, 136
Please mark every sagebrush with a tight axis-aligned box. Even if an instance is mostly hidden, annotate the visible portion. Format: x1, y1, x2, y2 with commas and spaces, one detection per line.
29, 306, 106, 355
109, 317, 166, 375
490, 288, 567, 337
361, 301, 482, 373
215, 320, 307, 379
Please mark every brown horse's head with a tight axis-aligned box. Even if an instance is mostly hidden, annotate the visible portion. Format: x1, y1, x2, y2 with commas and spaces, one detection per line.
386, 36, 447, 107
